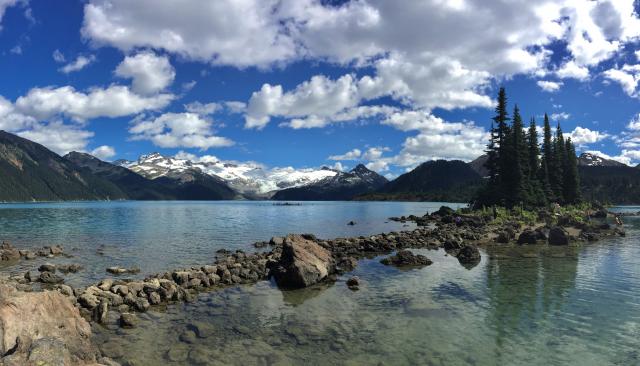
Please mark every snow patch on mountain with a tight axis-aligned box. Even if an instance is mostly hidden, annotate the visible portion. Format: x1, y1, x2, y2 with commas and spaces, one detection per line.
119, 152, 339, 196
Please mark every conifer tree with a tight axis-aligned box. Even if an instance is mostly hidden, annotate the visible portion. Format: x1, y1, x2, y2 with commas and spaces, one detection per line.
527, 117, 545, 205
550, 123, 566, 202
527, 117, 539, 179
485, 120, 499, 183
508, 105, 528, 206
540, 114, 553, 200
563, 138, 581, 204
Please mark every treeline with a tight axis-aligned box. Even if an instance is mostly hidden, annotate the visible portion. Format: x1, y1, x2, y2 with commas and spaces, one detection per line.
474, 88, 580, 208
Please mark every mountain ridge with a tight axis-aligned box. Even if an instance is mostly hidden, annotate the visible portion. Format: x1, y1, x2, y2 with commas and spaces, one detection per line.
0, 131, 127, 202
272, 164, 388, 200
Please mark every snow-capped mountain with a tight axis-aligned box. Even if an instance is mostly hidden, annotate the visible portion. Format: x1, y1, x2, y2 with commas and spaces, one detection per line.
271, 164, 388, 200
118, 152, 340, 197
577, 153, 627, 167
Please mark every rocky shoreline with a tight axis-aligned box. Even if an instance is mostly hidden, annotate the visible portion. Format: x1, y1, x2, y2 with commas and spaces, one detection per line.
0, 205, 626, 365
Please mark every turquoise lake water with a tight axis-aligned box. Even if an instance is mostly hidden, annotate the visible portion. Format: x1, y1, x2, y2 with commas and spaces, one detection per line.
0, 201, 638, 365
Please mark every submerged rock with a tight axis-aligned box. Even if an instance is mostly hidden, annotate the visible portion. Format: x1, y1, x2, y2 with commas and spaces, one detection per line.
346, 276, 360, 290
270, 234, 335, 289
456, 245, 481, 268
119, 313, 137, 328
380, 250, 432, 267
58, 263, 84, 273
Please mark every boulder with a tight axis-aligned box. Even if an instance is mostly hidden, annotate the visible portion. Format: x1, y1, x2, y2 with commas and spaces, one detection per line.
0, 285, 99, 364
517, 229, 538, 245
119, 313, 137, 328
38, 263, 56, 273
346, 276, 360, 290
380, 250, 432, 267
456, 245, 481, 267
0, 242, 20, 261
49, 245, 64, 255
39, 271, 64, 284
495, 229, 515, 243
93, 300, 108, 324
269, 236, 284, 246
443, 239, 463, 253
432, 206, 455, 217
270, 234, 335, 289
548, 226, 569, 245
58, 264, 84, 274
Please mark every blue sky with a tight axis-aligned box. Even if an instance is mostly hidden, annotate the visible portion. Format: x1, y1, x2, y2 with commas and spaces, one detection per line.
0, 0, 640, 178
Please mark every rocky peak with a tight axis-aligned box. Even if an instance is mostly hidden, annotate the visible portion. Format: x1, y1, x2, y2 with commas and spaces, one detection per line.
578, 153, 627, 167
350, 163, 370, 175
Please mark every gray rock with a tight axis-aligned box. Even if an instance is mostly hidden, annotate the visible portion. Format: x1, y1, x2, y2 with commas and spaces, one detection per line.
39, 271, 64, 284
456, 245, 481, 268
179, 330, 198, 344
49, 245, 64, 255
119, 313, 137, 328
148, 291, 161, 305
188, 321, 215, 338
111, 284, 129, 297
346, 276, 360, 290
93, 300, 109, 324
98, 279, 114, 291
271, 234, 335, 289
134, 297, 150, 312
517, 229, 538, 245
548, 226, 569, 245
380, 250, 432, 267
269, 236, 284, 246
58, 263, 83, 273
38, 263, 56, 273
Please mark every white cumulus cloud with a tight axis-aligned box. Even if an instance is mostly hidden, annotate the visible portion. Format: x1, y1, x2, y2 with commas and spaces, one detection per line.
129, 112, 234, 150
328, 148, 361, 161
115, 51, 176, 95
537, 80, 564, 92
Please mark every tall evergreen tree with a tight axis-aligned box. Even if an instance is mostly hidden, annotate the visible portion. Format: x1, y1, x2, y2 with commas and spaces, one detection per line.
527, 117, 545, 205
550, 122, 566, 202
508, 105, 528, 206
540, 114, 553, 200
527, 117, 539, 179
563, 138, 581, 204
485, 120, 499, 183
496, 88, 510, 204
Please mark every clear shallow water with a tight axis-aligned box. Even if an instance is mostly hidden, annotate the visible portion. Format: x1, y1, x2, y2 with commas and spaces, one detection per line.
0, 201, 462, 286
1, 202, 639, 365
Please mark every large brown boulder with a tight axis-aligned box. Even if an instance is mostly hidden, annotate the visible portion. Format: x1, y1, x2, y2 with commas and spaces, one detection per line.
0, 284, 103, 365
271, 234, 335, 289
